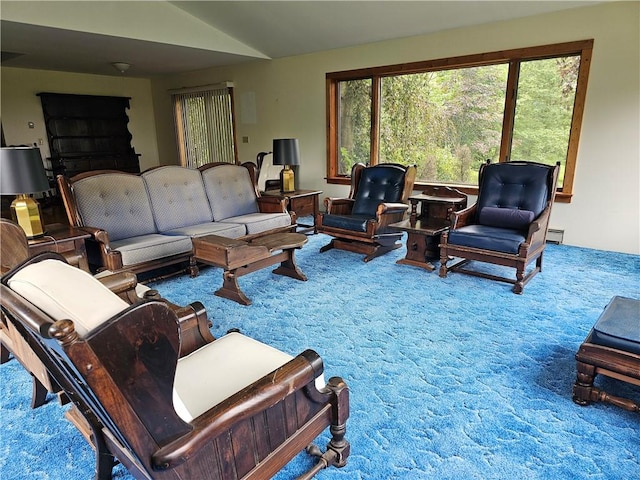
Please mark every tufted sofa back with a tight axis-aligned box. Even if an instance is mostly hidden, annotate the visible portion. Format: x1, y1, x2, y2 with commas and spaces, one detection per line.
142, 166, 213, 232
476, 162, 553, 230
201, 164, 259, 221
352, 164, 407, 217
73, 173, 157, 241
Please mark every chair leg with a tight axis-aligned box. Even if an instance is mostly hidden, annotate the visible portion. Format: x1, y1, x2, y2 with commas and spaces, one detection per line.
363, 243, 400, 262
31, 376, 49, 409
319, 239, 336, 253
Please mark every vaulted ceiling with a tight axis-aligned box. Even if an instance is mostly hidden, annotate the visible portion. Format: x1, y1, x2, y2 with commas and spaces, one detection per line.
1, 1, 599, 77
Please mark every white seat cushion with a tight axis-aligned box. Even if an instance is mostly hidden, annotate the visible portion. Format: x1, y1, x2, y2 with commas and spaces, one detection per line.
7, 259, 129, 337
173, 332, 325, 422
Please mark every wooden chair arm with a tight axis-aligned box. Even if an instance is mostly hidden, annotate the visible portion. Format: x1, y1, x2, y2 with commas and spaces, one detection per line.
325, 198, 355, 215
96, 272, 138, 295
151, 350, 325, 470
450, 204, 477, 229
376, 202, 409, 215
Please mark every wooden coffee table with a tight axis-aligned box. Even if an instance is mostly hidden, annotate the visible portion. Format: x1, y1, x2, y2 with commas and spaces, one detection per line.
192, 232, 308, 305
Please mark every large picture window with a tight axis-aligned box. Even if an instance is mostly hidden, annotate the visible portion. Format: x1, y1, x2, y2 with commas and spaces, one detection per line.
326, 40, 593, 201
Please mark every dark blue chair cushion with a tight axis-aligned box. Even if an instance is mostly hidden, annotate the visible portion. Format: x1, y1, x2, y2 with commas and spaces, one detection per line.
590, 296, 640, 355
321, 214, 371, 233
478, 206, 535, 231
477, 163, 550, 219
352, 165, 406, 216
447, 225, 526, 254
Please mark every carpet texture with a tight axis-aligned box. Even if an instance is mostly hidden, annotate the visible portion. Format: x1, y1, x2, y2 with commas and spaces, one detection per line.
1, 229, 639, 479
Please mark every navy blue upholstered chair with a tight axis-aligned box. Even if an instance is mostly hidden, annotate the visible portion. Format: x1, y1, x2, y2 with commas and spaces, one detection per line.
439, 161, 559, 294
317, 163, 416, 262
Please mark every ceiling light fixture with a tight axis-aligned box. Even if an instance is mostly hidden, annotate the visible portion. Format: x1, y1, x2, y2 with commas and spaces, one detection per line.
111, 62, 131, 73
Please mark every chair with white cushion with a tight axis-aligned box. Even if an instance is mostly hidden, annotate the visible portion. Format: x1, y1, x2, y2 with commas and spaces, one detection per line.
0, 253, 350, 480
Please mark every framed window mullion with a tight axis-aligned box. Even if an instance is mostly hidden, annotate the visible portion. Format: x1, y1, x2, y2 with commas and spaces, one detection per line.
370, 77, 381, 166
499, 61, 521, 163
562, 44, 593, 198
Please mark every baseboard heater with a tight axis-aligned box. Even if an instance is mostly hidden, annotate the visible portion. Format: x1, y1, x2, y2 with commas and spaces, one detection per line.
547, 228, 564, 244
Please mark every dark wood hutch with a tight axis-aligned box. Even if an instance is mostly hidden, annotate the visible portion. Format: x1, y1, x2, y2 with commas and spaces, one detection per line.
38, 92, 140, 180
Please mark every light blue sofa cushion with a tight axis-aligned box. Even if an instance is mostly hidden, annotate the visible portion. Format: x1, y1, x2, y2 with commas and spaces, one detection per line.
142, 166, 213, 232
73, 173, 157, 242
223, 213, 293, 235
163, 222, 247, 239
201, 164, 259, 221
110, 234, 193, 266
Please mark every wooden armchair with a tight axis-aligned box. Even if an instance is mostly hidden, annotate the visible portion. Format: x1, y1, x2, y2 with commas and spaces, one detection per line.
439, 161, 559, 294
1, 253, 350, 480
317, 163, 416, 262
0, 219, 209, 409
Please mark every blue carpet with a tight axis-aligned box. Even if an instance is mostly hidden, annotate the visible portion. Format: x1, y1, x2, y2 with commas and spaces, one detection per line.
1, 229, 639, 479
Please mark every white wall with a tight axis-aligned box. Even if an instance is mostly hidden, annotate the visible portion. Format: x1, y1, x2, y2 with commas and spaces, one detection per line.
0, 68, 160, 172
151, 1, 639, 254
2, 2, 637, 254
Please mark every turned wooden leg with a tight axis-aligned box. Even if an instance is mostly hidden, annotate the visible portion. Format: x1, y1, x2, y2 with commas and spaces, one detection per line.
513, 266, 525, 294
573, 361, 596, 406
187, 257, 199, 277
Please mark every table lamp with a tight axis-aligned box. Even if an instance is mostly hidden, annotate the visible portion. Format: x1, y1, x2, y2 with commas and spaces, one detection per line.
0, 147, 50, 238
272, 138, 300, 193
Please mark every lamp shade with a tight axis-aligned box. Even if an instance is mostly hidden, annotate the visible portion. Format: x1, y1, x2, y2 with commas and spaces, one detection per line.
272, 139, 300, 166
0, 147, 50, 194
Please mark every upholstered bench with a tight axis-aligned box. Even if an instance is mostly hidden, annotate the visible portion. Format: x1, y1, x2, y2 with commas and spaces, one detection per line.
573, 296, 640, 412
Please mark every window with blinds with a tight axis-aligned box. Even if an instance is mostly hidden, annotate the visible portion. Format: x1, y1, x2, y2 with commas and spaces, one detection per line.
171, 83, 238, 168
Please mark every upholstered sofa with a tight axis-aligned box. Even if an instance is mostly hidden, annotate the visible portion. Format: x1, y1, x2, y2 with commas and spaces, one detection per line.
58, 162, 294, 278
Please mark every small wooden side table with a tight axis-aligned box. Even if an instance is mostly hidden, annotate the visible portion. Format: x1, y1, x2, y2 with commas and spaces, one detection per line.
28, 223, 91, 272
261, 189, 323, 234
391, 186, 467, 271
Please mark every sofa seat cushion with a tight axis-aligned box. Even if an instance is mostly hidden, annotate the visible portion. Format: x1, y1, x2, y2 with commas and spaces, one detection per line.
162, 222, 247, 239
172, 332, 325, 422
110, 234, 193, 266
142, 166, 214, 232
590, 296, 640, 355
7, 259, 128, 337
321, 214, 371, 233
223, 212, 292, 235
447, 225, 525, 254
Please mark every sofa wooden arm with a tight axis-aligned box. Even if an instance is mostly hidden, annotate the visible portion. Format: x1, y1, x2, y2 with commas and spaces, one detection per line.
256, 195, 288, 213
152, 350, 326, 469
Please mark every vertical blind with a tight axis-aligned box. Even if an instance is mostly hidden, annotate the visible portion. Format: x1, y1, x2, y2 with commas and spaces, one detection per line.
171, 83, 237, 168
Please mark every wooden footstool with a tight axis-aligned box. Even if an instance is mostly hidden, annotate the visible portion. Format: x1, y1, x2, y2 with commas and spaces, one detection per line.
193, 233, 308, 305
573, 296, 640, 412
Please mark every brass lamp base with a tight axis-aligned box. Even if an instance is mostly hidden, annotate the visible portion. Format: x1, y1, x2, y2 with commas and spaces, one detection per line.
280, 165, 296, 193
11, 194, 45, 239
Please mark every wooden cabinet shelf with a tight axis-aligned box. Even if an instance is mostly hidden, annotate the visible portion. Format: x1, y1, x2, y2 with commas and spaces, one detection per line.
38, 92, 140, 180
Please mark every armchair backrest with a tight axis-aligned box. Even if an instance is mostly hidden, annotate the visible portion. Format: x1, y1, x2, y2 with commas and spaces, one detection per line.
476, 161, 558, 230
352, 163, 412, 216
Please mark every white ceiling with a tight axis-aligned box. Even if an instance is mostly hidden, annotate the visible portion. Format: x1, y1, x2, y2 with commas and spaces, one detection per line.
1, 1, 599, 77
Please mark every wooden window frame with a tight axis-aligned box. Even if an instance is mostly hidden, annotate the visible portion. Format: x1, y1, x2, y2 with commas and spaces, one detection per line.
326, 40, 594, 202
